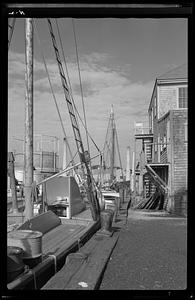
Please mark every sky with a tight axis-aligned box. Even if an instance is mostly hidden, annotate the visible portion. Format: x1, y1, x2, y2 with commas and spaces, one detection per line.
8, 17, 187, 171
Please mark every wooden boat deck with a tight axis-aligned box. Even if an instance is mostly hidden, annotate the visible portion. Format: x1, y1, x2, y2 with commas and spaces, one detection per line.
7, 209, 100, 290
43, 222, 89, 256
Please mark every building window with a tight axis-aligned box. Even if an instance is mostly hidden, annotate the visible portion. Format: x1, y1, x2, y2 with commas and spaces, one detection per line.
163, 134, 167, 150
178, 87, 188, 108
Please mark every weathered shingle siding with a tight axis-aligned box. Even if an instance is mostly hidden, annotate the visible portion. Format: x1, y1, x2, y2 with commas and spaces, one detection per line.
158, 113, 171, 164
158, 83, 187, 119
172, 110, 188, 216
150, 85, 159, 163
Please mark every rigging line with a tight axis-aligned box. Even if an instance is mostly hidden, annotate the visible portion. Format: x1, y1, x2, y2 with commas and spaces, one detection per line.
72, 19, 91, 160
102, 114, 112, 154
105, 141, 112, 165
104, 137, 112, 157
65, 150, 78, 169
47, 18, 89, 192
55, 19, 101, 155
115, 120, 124, 178
54, 19, 77, 116
55, 19, 100, 162
33, 19, 75, 166
8, 18, 16, 50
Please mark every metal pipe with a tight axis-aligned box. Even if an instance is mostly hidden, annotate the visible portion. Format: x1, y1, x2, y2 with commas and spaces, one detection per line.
36, 153, 101, 186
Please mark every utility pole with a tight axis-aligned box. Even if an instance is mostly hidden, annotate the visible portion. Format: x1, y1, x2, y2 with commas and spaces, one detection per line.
24, 18, 34, 221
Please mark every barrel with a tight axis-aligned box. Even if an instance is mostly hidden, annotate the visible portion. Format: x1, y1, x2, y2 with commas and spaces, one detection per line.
8, 230, 43, 259
7, 246, 25, 283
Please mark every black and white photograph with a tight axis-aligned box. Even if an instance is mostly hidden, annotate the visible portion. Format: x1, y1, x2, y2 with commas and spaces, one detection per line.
3, 2, 192, 295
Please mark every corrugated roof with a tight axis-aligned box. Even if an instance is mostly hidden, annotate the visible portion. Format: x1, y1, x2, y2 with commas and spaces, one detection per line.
157, 63, 187, 80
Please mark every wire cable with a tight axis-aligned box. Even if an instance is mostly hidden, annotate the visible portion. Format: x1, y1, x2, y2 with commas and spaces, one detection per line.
71, 19, 90, 156
115, 120, 124, 179
55, 19, 101, 154
33, 19, 75, 167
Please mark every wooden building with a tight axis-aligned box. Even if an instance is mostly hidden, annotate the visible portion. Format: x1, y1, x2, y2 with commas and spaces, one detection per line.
134, 63, 188, 216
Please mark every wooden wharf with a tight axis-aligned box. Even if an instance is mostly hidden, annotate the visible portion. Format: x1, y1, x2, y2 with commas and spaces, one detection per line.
41, 192, 131, 290
7, 209, 100, 290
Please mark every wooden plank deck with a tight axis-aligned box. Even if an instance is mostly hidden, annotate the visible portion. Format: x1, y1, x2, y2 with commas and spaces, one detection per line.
42, 231, 119, 290
65, 234, 119, 290
7, 210, 100, 290
43, 224, 85, 254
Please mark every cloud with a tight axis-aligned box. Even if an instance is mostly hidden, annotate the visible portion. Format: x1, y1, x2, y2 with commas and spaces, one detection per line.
8, 50, 154, 168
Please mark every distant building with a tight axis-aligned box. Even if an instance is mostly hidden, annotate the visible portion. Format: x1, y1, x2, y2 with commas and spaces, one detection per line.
134, 63, 188, 216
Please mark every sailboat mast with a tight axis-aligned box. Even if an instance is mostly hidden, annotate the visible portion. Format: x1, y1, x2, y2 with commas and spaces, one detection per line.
110, 105, 115, 184
126, 146, 131, 181
24, 18, 34, 220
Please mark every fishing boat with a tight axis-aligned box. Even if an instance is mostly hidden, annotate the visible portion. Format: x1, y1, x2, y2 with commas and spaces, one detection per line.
7, 18, 104, 289
94, 105, 128, 219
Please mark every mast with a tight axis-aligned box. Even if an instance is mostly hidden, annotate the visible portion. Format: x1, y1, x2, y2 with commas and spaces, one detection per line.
126, 146, 131, 181
131, 151, 135, 192
24, 18, 34, 220
62, 137, 67, 174
110, 105, 115, 184
47, 19, 100, 221
8, 152, 19, 213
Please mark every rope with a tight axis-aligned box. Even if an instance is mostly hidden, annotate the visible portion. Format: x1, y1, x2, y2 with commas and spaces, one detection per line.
54, 19, 75, 109
71, 19, 90, 156
54, 19, 101, 154
47, 18, 87, 180
47, 18, 100, 220
33, 19, 75, 167
102, 112, 112, 154
8, 18, 16, 50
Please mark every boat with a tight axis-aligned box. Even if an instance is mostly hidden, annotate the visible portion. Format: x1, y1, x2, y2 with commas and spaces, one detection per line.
95, 105, 128, 218
7, 18, 104, 289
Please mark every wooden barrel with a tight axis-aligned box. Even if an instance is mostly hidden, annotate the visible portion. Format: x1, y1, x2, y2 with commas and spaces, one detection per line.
8, 230, 43, 259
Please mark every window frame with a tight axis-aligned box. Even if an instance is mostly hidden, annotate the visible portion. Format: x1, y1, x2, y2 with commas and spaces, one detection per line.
178, 86, 188, 109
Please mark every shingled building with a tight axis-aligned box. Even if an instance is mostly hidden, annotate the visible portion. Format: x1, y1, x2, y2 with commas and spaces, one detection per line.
134, 63, 188, 216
